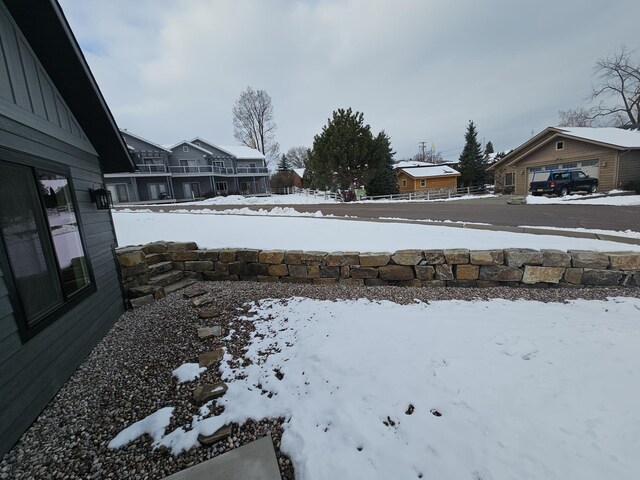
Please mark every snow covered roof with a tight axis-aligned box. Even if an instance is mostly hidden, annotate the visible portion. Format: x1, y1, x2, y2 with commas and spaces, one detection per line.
168, 141, 214, 155
120, 129, 172, 152
400, 166, 460, 178
556, 127, 640, 148
293, 168, 305, 178
217, 145, 265, 160
394, 160, 438, 169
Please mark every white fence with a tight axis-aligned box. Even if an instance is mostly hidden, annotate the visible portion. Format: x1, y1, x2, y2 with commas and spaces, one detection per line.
271, 186, 342, 202
358, 185, 486, 202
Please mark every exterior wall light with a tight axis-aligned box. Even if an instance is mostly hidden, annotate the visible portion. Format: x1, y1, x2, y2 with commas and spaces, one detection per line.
89, 187, 113, 210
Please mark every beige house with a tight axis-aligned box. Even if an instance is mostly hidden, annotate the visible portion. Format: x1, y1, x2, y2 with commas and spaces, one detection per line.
488, 127, 640, 195
395, 162, 460, 192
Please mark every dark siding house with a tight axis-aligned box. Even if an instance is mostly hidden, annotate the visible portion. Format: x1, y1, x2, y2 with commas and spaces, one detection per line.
0, 0, 133, 456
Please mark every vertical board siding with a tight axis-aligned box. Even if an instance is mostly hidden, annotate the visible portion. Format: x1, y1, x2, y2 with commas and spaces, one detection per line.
0, 2, 90, 146
618, 151, 640, 185
0, 1, 125, 454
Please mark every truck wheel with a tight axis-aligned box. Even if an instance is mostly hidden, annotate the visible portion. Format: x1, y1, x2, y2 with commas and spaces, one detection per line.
590, 185, 597, 194
559, 187, 568, 197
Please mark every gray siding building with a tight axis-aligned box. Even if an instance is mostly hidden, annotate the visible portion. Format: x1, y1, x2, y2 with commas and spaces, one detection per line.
105, 133, 270, 203
0, 0, 133, 456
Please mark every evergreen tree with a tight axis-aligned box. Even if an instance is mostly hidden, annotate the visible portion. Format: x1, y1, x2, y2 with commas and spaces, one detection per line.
365, 131, 399, 196
484, 141, 494, 157
277, 154, 291, 172
308, 108, 389, 191
457, 121, 486, 187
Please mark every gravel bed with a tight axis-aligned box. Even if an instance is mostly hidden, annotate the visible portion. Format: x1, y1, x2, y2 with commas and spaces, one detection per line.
1, 282, 638, 479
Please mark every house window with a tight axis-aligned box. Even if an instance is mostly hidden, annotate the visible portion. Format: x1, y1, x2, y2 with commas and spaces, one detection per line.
562, 162, 577, 169
401, 179, 407, 187
215, 182, 228, 192
183, 182, 201, 198
556, 141, 564, 150
544, 164, 559, 171
212, 161, 224, 168
182, 146, 189, 152
505, 172, 515, 186
0, 160, 92, 339
420, 179, 426, 187
107, 184, 129, 203
581, 159, 599, 167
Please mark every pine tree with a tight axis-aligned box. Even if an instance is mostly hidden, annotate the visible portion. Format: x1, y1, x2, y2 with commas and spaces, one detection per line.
484, 141, 494, 157
365, 131, 399, 196
277, 154, 291, 172
458, 121, 486, 187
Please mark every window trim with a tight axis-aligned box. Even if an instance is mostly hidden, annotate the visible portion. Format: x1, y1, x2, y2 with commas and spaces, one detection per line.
0, 149, 96, 343
420, 179, 426, 187
182, 146, 189, 152
401, 179, 407, 187
556, 141, 564, 150
505, 172, 515, 186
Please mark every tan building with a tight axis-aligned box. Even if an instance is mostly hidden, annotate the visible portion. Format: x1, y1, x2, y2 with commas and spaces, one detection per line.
395, 162, 460, 192
488, 127, 640, 195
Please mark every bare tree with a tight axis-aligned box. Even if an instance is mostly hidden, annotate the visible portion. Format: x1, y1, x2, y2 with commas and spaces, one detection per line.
412, 150, 444, 164
232, 87, 280, 165
589, 45, 640, 127
285, 146, 310, 168
559, 46, 640, 128
558, 107, 595, 127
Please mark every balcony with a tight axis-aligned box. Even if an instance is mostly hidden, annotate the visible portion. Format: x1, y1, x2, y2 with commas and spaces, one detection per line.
169, 166, 235, 175
135, 164, 167, 173
236, 167, 269, 175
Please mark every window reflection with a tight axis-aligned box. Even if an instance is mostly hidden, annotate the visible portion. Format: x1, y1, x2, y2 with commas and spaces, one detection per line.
38, 173, 90, 297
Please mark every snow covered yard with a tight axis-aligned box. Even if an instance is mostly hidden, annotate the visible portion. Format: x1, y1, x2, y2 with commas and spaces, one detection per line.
217, 296, 640, 479
109, 295, 640, 479
112, 211, 640, 252
526, 192, 640, 206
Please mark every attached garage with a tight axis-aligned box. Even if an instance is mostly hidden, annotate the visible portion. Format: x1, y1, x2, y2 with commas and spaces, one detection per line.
526, 159, 600, 185
489, 127, 640, 195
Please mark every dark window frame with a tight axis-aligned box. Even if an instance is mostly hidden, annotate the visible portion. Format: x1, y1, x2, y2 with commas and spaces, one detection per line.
556, 141, 564, 150
0, 149, 96, 343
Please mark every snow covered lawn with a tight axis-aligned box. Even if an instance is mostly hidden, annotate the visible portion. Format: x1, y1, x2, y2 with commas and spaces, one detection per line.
526, 193, 640, 206
112, 211, 640, 252
111, 296, 640, 479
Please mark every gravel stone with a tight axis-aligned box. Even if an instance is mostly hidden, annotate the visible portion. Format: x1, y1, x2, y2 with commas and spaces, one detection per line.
1, 281, 637, 480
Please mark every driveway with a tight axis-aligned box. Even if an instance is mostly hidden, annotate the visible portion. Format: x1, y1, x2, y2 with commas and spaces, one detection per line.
125, 196, 639, 232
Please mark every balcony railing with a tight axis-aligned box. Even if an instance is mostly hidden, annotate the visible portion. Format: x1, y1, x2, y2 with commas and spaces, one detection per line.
135, 164, 167, 173
169, 166, 235, 174
236, 167, 269, 174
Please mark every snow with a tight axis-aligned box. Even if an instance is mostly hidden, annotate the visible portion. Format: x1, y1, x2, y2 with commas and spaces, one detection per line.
217, 145, 265, 160
557, 127, 640, 148
107, 407, 174, 449
400, 165, 460, 177
110, 297, 640, 478
172, 363, 206, 383
394, 160, 438, 168
118, 207, 327, 218
518, 225, 640, 239
160, 194, 339, 206
526, 194, 640, 206
293, 168, 305, 178
112, 211, 640, 251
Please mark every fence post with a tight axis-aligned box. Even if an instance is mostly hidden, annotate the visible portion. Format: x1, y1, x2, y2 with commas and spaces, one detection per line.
467, 187, 470, 195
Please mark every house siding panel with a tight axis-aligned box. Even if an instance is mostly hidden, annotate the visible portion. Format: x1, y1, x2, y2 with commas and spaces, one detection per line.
617, 150, 640, 186
0, 2, 92, 151
0, 3, 125, 454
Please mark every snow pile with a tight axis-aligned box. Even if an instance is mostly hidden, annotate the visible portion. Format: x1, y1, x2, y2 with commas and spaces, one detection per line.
168, 194, 338, 206
109, 297, 640, 478
526, 194, 640, 206
107, 407, 174, 449
158, 207, 325, 217
171, 363, 206, 383
112, 211, 640, 251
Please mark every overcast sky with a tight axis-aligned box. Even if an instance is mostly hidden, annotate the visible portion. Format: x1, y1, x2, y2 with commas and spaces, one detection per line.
59, 0, 639, 162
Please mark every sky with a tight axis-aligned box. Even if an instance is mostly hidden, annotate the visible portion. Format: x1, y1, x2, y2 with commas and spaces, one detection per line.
58, 0, 640, 162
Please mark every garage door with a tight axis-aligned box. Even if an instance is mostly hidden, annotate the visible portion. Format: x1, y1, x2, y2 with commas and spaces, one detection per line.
527, 159, 600, 185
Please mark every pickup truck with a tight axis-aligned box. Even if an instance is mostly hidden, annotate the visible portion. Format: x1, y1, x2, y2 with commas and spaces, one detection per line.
529, 170, 598, 197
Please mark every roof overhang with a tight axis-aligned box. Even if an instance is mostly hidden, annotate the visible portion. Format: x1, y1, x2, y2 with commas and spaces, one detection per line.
4, 0, 134, 173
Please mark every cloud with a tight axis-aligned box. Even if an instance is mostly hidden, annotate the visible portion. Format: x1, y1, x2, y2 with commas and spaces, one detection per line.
59, 0, 639, 159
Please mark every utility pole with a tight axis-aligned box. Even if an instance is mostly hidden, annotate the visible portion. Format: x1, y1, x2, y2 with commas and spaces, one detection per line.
418, 141, 427, 159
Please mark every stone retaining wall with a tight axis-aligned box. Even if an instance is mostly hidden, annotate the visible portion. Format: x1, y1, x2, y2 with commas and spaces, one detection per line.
116, 242, 640, 299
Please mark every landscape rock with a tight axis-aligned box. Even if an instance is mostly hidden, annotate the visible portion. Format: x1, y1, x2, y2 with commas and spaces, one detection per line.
444, 249, 470, 264
608, 252, 640, 270
570, 251, 609, 269
198, 425, 232, 446
414, 265, 435, 280
379, 265, 415, 281
288, 265, 308, 278
193, 382, 228, 405
192, 296, 214, 307
198, 348, 224, 367
268, 264, 289, 277
391, 250, 424, 265
522, 266, 565, 284
359, 253, 391, 267
504, 249, 543, 267
350, 267, 379, 279
236, 249, 260, 263
246, 263, 270, 276
228, 262, 248, 276
196, 249, 219, 261
183, 288, 207, 299
167, 242, 198, 252
479, 265, 524, 282
170, 251, 199, 261
259, 250, 285, 264
129, 295, 154, 308
142, 242, 167, 254
470, 250, 504, 265
284, 250, 303, 264
541, 249, 572, 267
320, 266, 340, 278
581, 269, 622, 286
301, 251, 328, 266
218, 249, 238, 263
422, 250, 446, 265
455, 264, 480, 280
197, 325, 223, 339
434, 264, 454, 281
184, 261, 214, 272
